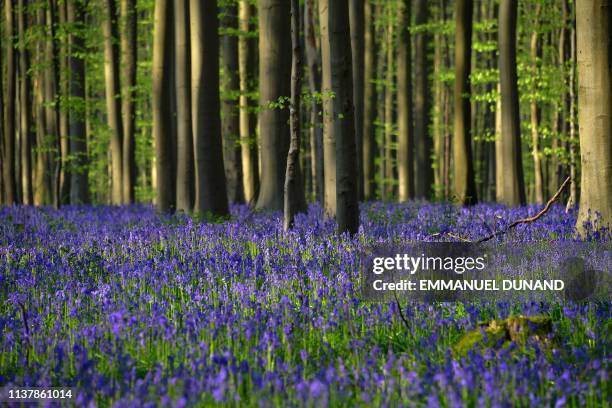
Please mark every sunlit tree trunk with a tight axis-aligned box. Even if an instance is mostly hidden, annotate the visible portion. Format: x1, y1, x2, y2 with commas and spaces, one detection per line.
18, 0, 32, 205
453, 0, 477, 205
58, 0, 70, 204
152, 0, 175, 212
191, 0, 229, 216
397, 0, 414, 202
575, 0, 611, 233
45, 0, 61, 208
529, 4, 544, 204
121, 0, 137, 204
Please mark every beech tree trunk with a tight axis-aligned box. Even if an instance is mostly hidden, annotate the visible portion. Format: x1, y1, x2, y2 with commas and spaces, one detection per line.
349, 0, 364, 200
152, 0, 175, 212
67, 0, 88, 204
529, 4, 544, 204
256, 0, 291, 211
58, 0, 70, 204
221, 3, 245, 204
238, 0, 259, 204
103, 0, 124, 205
383, 6, 394, 200
319, 0, 359, 234
397, 0, 414, 202
497, 0, 525, 206
191, 0, 229, 216
575, 0, 611, 233
120, 0, 137, 204
18, 0, 32, 205
453, 0, 477, 205
362, 0, 377, 201
3, 0, 17, 205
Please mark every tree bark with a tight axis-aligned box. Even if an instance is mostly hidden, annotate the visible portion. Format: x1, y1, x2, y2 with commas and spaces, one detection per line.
383, 5, 394, 200
221, 3, 245, 204
45, 0, 61, 208
349, 0, 364, 200
256, 0, 291, 211
529, 4, 544, 204
575, 0, 611, 233
238, 0, 259, 204
414, 0, 433, 199
58, 0, 70, 204
453, 0, 477, 205
191, 0, 229, 216
497, 0, 525, 206
152, 0, 175, 212
397, 0, 414, 202
284, 0, 305, 230
67, 0, 88, 204
121, 0, 137, 204
3, 0, 17, 205
103, 0, 124, 205
319, 0, 359, 234
362, 0, 377, 201
18, 0, 32, 205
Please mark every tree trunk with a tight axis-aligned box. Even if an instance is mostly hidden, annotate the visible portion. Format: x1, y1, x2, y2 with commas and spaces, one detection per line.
238, 0, 259, 204
397, 0, 414, 202
304, 0, 323, 204
3, 0, 17, 205
45, 0, 61, 209
567, 21, 577, 210
383, 5, 394, 200
191, 0, 229, 216
497, 0, 525, 206
575, 0, 611, 233
67, 0, 88, 204
256, 0, 291, 211
18, 0, 32, 205
529, 4, 544, 204
121, 0, 137, 204
414, 0, 433, 199
58, 0, 70, 204
221, 3, 245, 204
363, 0, 377, 201
453, 0, 477, 205
174, 0, 193, 211
284, 0, 305, 230
103, 0, 124, 204
152, 0, 175, 212
319, 0, 359, 234
349, 0, 364, 200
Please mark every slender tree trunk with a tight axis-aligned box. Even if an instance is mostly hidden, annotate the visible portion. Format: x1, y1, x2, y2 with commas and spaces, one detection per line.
174, 0, 193, 211
67, 0, 88, 204
397, 0, 414, 202
18, 0, 32, 205
567, 21, 577, 210
256, 0, 291, 211
191, 0, 229, 216
284, 0, 305, 230
497, 0, 525, 206
363, 0, 377, 201
152, 0, 175, 212
46, 0, 61, 208
238, 0, 259, 204
59, 0, 70, 204
453, 0, 477, 205
383, 5, 394, 200
121, 0, 137, 203
304, 0, 323, 203
319, 0, 359, 234
3, 0, 17, 205
575, 0, 611, 233
529, 4, 544, 204
414, 0, 433, 199
349, 0, 364, 200
221, 3, 245, 204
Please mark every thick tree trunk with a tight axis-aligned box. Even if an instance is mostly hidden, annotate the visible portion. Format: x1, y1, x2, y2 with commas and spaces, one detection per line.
414, 0, 433, 199
121, 0, 137, 204
152, 0, 175, 212
529, 4, 544, 204
191, 0, 229, 216
221, 4, 245, 204
349, 0, 364, 200
256, 0, 291, 211
3, 0, 17, 205
453, 0, 477, 205
238, 0, 259, 204
319, 0, 359, 234
362, 0, 377, 201
174, 0, 193, 211
397, 0, 414, 202
103, 0, 124, 204
67, 0, 88, 204
18, 0, 32, 205
497, 0, 525, 206
575, 0, 611, 233
284, 0, 305, 231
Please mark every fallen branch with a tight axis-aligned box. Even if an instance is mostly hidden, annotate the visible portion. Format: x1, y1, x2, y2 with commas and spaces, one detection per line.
475, 176, 571, 243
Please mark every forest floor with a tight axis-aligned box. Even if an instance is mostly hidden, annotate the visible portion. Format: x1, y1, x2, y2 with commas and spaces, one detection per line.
0, 203, 609, 406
